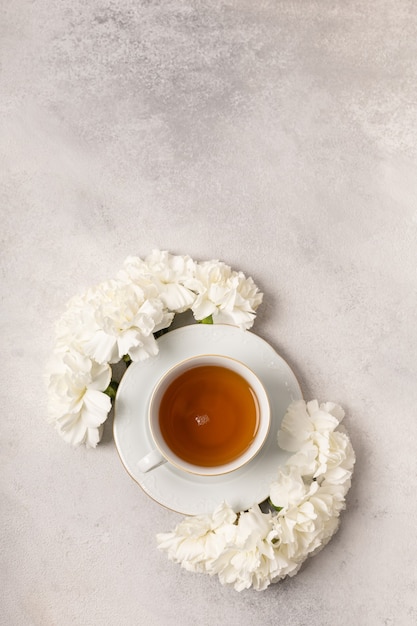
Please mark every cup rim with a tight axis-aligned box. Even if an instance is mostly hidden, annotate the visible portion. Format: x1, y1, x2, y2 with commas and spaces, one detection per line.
148, 353, 271, 476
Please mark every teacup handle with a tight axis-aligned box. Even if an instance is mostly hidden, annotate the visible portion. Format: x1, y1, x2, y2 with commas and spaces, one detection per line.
138, 448, 167, 473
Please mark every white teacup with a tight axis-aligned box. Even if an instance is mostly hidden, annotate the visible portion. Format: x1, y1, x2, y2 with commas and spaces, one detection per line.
138, 354, 270, 476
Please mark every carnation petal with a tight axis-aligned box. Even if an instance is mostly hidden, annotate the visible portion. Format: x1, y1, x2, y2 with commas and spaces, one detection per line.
56, 414, 88, 447
82, 389, 112, 427
192, 298, 217, 321
160, 283, 196, 312
85, 426, 103, 448
85, 330, 118, 364
88, 362, 112, 391
128, 334, 159, 361
310, 409, 340, 433
116, 329, 141, 358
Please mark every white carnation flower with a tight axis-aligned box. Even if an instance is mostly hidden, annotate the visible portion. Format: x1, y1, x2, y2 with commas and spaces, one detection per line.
269, 438, 354, 562
208, 505, 281, 591
276, 501, 320, 555
82, 279, 172, 364
278, 400, 344, 452
120, 250, 197, 313
271, 463, 353, 563
283, 439, 319, 476
269, 542, 304, 581
186, 260, 263, 329
54, 291, 96, 353
157, 397, 355, 590
283, 426, 356, 481
46, 350, 111, 447
272, 486, 339, 561
313, 430, 356, 481
269, 465, 319, 511
156, 502, 237, 573
309, 481, 349, 519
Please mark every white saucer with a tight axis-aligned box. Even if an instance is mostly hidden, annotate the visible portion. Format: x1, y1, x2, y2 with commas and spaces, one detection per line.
113, 324, 302, 515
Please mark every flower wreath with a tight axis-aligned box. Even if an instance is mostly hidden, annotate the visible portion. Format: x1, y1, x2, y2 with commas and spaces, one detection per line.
46, 250, 355, 592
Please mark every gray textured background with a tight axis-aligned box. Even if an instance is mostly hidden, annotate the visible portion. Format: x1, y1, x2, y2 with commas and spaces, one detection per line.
1, 1, 417, 624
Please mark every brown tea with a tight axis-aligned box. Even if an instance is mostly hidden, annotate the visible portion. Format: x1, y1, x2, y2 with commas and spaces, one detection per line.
158, 365, 260, 467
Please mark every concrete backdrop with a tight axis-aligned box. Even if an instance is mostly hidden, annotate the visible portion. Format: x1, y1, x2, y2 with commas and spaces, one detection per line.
1, 1, 416, 624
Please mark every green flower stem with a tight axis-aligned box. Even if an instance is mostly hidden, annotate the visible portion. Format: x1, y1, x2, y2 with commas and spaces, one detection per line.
104, 380, 119, 399
268, 499, 283, 512
198, 315, 213, 324
122, 354, 132, 367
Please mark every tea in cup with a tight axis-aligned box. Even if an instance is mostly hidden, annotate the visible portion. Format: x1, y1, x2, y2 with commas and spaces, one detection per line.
138, 354, 270, 476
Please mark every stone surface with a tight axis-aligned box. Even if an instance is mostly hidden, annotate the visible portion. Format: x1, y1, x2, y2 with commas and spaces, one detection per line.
1, 1, 417, 624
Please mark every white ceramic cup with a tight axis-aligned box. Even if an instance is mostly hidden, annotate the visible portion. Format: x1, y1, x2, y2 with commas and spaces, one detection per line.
137, 354, 270, 476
